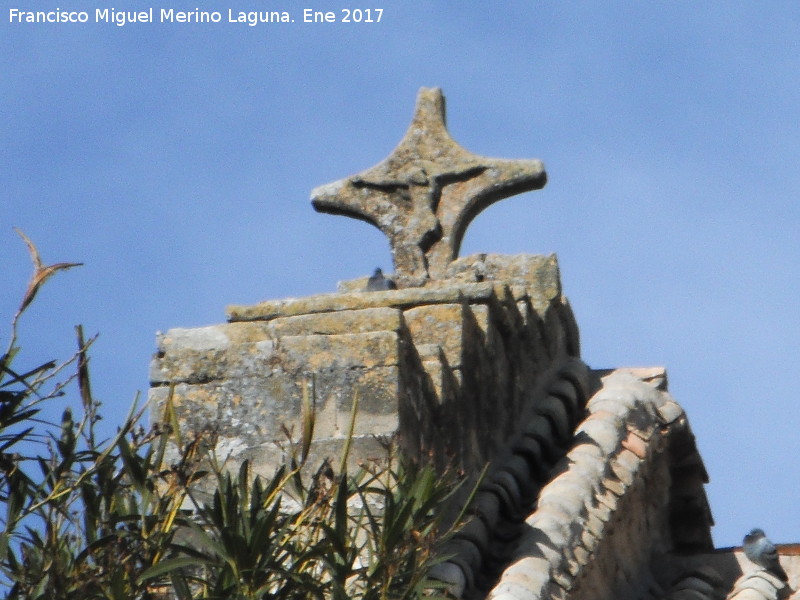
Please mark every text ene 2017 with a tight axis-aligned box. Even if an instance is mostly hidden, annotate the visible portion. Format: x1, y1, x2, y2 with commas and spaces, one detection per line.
303, 9, 383, 23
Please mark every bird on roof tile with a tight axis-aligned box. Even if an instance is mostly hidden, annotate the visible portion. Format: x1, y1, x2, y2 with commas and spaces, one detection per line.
365, 268, 396, 291
743, 528, 788, 582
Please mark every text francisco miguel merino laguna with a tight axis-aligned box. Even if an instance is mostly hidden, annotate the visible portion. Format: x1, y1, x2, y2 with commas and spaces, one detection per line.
7, 8, 383, 26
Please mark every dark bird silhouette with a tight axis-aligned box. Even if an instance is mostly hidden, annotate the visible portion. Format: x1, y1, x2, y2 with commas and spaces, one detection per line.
365, 268, 396, 291
743, 528, 788, 582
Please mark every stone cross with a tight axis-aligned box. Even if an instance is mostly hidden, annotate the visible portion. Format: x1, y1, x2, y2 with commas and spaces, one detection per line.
311, 87, 547, 286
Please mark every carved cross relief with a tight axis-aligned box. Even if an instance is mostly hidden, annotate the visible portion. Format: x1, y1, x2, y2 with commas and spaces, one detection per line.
311, 87, 547, 286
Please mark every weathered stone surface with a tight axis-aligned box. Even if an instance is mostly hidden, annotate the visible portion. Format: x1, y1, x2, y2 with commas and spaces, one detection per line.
278, 331, 400, 370
151, 323, 275, 384
268, 306, 403, 336
227, 281, 496, 321
153, 370, 402, 446
212, 256, 583, 493
419, 356, 459, 404
310, 88, 546, 285
335, 250, 564, 303
446, 253, 561, 310
404, 303, 468, 368
243, 434, 394, 477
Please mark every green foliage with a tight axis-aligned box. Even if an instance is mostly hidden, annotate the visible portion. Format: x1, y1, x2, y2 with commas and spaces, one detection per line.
0, 232, 465, 599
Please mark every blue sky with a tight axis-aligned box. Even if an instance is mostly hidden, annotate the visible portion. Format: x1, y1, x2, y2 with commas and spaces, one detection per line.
2, 3, 799, 548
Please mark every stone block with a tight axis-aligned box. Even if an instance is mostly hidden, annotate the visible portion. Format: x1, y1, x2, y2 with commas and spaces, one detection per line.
152, 363, 403, 447
403, 303, 467, 367
467, 303, 491, 336
278, 331, 400, 371
311, 366, 401, 422
149, 384, 219, 430
227, 282, 497, 322
157, 322, 273, 353
445, 253, 562, 310
268, 306, 403, 336
152, 323, 275, 384
420, 357, 460, 405
243, 434, 394, 480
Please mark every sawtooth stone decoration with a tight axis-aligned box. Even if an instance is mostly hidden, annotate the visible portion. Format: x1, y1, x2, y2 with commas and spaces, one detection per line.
311, 87, 548, 286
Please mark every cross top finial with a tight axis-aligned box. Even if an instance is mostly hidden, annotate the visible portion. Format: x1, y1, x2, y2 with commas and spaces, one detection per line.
311, 87, 547, 286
